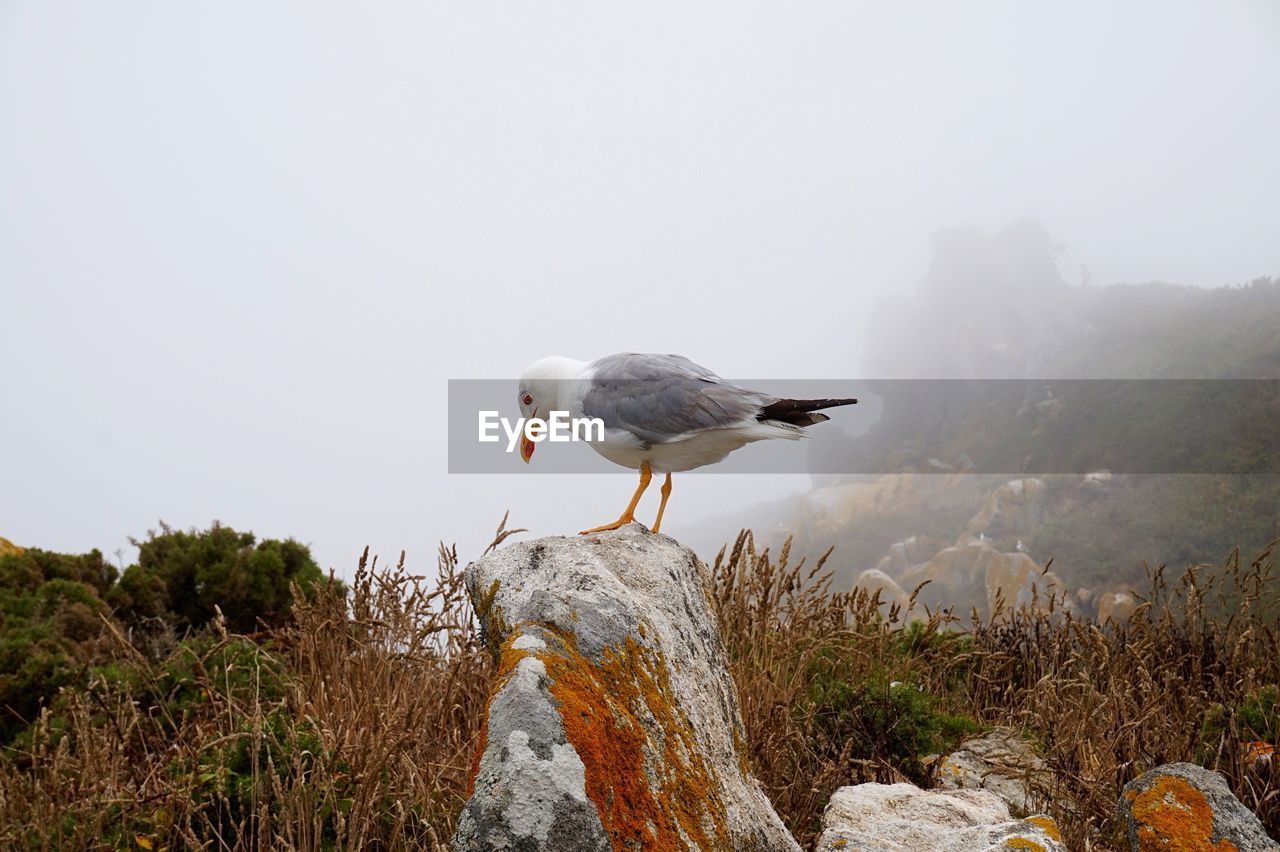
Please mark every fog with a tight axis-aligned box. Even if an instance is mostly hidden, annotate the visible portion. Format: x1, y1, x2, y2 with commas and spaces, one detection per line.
2, 2, 1278, 574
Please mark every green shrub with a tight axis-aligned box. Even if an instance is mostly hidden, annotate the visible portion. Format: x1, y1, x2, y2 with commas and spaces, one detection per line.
109, 523, 328, 634
801, 643, 978, 783
0, 526, 329, 747
0, 550, 115, 745
1200, 685, 1280, 762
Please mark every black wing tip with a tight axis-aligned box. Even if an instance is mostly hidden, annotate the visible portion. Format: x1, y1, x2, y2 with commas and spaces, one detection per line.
758, 397, 858, 427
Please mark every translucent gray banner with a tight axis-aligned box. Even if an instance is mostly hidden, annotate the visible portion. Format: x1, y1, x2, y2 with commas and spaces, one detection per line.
447, 379, 1280, 474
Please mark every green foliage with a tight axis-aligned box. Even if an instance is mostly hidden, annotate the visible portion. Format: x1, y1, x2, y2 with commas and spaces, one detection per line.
1030, 475, 1280, 590
0, 524, 329, 747
96, 635, 292, 733
0, 547, 116, 597
193, 709, 331, 845
800, 639, 978, 783
1200, 685, 1280, 762
0, 549, 115, 745
0, 547, 479, 850
110, 522, 328, 634
23, 635, 337, 849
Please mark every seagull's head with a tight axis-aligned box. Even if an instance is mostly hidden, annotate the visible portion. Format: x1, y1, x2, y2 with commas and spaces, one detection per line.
516, 356, 585, 464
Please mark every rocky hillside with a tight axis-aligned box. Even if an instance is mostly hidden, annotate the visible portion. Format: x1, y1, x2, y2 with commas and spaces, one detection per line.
746, 222, 1280, 617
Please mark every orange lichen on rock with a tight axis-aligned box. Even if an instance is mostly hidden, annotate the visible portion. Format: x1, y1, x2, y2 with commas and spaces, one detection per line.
1026, 816, 1062, 842
1004, 838, 1047, 851
493, 634, 533, 681
466, 630, 537, 797
1125, 775, 1238, 851
1244, 742, 1275, 764
540, 629, 729, 851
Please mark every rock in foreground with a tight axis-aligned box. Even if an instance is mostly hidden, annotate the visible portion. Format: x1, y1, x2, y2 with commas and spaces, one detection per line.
453, 525, 798, 852
936, 727, 1050, 816
817, 782, 1065, 851
1119, 762, 1278, 851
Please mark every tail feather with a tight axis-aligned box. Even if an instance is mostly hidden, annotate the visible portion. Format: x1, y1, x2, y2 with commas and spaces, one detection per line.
757, 397, 858, 427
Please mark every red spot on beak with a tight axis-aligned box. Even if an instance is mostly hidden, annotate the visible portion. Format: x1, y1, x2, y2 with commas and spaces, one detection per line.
521, 434, 535, 463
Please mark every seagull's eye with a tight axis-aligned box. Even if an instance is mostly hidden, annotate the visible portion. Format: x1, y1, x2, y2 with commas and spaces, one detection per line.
523, 394, 533, 406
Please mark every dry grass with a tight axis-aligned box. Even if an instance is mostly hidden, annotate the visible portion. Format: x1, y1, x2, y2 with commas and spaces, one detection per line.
1, 523, 1276, 851
970, 546, 1280, 849
711, 532, 978, 845
0, 536, 495, 851
713, 531, 1280, 849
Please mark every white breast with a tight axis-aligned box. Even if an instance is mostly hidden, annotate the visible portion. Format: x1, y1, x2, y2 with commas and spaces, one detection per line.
585, 421, 802, 473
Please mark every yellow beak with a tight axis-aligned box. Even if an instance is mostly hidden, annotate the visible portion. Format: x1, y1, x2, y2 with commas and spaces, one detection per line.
521, 434, 535, 463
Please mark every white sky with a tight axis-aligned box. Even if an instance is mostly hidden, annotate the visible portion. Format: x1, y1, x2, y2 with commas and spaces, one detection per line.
3, 2, 1278, 574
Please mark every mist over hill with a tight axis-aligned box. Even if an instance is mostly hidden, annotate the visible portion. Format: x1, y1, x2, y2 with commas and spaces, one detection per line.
691, 221, 1280, 617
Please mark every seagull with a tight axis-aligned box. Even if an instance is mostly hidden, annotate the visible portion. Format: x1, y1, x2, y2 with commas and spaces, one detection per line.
517, 353, 857, 535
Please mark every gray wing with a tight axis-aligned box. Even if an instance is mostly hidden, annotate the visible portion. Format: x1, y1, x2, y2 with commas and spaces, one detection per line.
581, 353, 772, 444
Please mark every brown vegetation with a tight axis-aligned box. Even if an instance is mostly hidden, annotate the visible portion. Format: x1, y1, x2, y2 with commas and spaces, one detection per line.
715, 531, 1280, 849
0, 542, 491, 850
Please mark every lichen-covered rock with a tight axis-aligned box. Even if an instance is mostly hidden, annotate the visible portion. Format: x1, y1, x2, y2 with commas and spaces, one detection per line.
1096, 590, 1138, 624
873, 533, 939, 577
852, 568, 912, 621
897, 542, 1063, 619
1244, 742, 1275, 768
454, 630, 609, 851
1119, 762, 1278, 851
940, 816, 1066, 851
816, 782, 1065, 851
453, 525, 799, 852
897, 543, 992, 612
983, 552, 1067, 619
966, 478, 1046, 541
936, 728, 1051, 816
796, 474, 926, 540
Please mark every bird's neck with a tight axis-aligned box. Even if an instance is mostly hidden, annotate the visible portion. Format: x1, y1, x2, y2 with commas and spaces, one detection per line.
535, 356, 589, 412
540, 356, 589, 381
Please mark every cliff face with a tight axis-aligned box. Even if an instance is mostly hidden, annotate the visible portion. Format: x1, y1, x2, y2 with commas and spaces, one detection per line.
774, 226, 1280, 611
453, 526, 798, 852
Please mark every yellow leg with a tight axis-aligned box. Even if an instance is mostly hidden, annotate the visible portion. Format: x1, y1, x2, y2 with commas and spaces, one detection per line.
652, 473, 673, 533
580, 462, 652, 534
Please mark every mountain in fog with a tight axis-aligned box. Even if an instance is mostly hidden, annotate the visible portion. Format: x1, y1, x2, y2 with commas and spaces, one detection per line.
692, 220, 1280, 619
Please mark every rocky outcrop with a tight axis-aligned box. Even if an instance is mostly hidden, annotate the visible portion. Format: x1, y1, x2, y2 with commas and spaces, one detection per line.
454, 525, 799, 852
1119, 762, 1278, 851
796, 474, 927, 540
935, 728, 1051, 816
817, 782, 1065, 851
874, 534, 939, 577
983, 552, 1069, 619
896, 542, 1066, 619
851, 568, 912, 621
967, 478, 1046, 544
0, 535, 19, 556
1096, 590, 1139, 624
